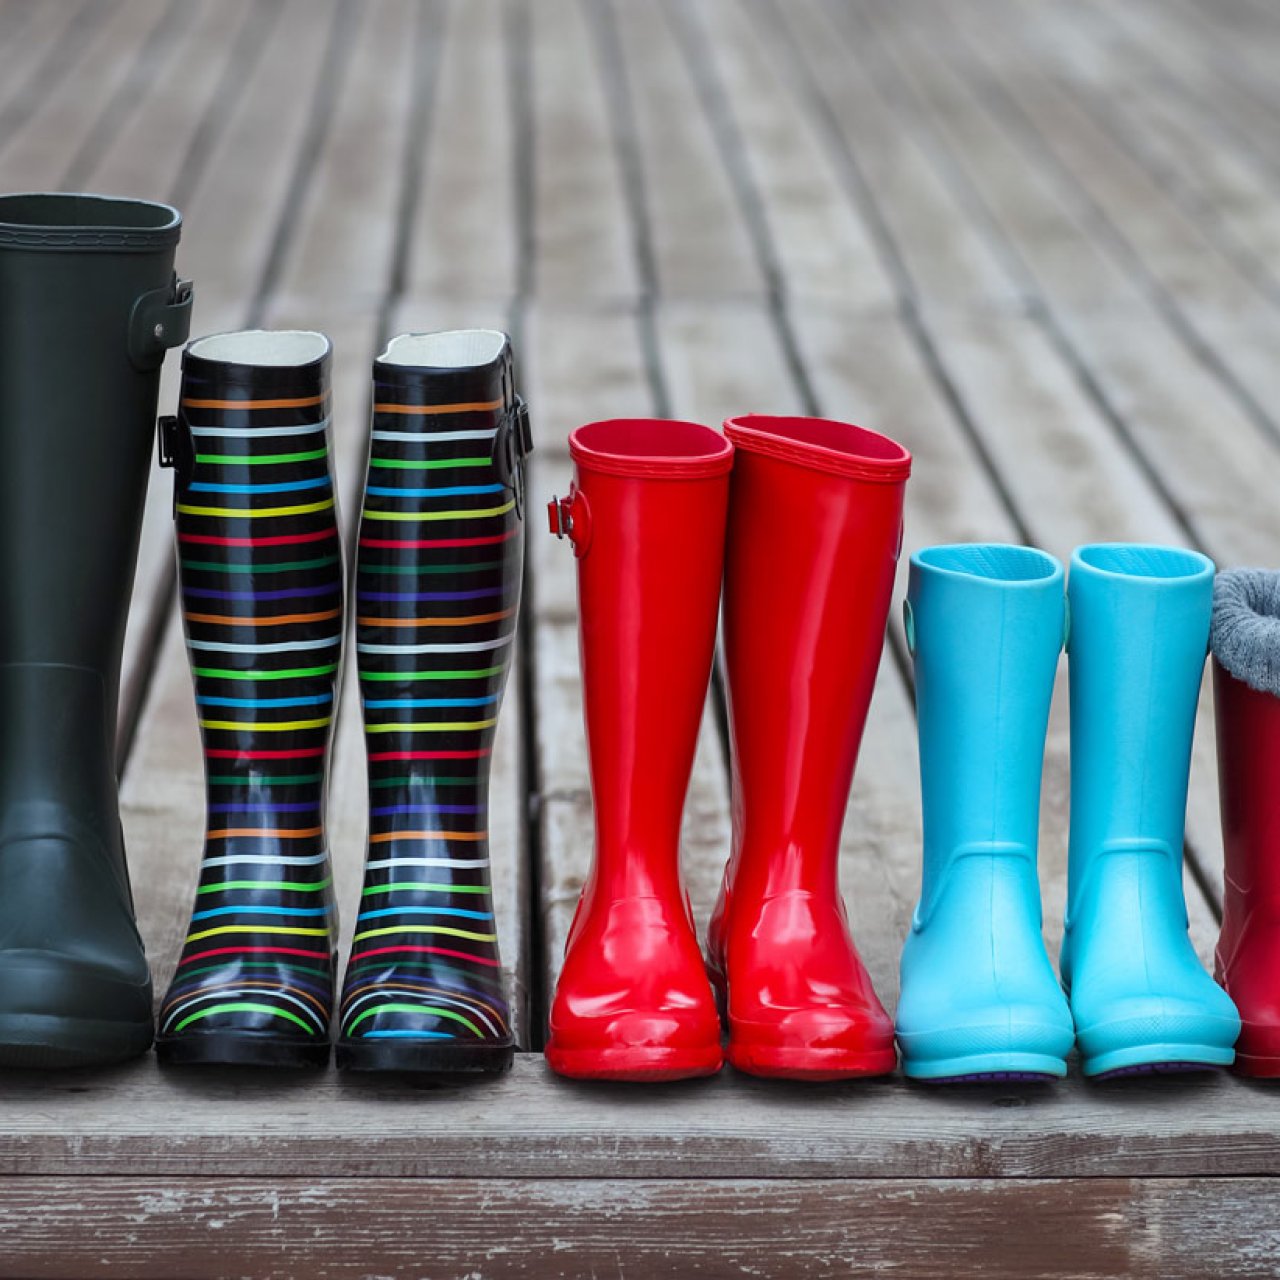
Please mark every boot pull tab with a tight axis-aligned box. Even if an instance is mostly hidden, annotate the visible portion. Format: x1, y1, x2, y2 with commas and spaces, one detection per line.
157, 406, 195, 501
492, 396, 534, 517
128, 275, 193, 370
548, 484, 592, 557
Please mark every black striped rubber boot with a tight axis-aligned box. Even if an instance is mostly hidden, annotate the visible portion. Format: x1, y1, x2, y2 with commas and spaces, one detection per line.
336, 330, 530, 1073
0, 194, 191, 1068
155, 330, 342, 1069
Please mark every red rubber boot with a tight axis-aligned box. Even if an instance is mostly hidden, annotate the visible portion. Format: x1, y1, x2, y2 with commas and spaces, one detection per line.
1212, 570, 1280, 1076
545, 419, 732, 1081
708, 415, 910, 1080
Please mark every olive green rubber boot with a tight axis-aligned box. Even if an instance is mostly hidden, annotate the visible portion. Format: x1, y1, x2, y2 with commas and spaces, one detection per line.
0, 194, 192, 1067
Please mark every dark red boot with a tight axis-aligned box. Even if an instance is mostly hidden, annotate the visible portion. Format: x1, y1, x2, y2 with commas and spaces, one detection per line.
545, 419, 732, 1081
709, 415, 910, 1079
1212, 569, 1280, 1076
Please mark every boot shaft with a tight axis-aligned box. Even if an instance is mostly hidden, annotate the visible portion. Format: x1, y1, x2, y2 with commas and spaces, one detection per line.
1066, 544, 1213, 913
355, 329, 526, 844
0, 194, 191, 686
908, 544, 1064, 914
554, 418, 732, 902
721, 414, 909, 897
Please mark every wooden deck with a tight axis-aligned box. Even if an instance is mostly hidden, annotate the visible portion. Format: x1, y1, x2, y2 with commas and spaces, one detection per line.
6, 0, 1280, 1273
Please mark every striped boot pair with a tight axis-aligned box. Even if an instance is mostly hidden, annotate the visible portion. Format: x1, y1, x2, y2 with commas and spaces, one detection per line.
155, 329, 530, 1072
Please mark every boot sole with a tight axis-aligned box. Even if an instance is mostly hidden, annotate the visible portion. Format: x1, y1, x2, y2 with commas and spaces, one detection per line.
1232, 1051, 1280, 1079
544, 1042, 722, 1082
156, 1031, 331, 1069
1082, 1042, 1236, 1078
901, 1050, 1069, 1082
728, 1041, 897, 1081
0, 1013, 152, 1069
336, 1038, 514, 1074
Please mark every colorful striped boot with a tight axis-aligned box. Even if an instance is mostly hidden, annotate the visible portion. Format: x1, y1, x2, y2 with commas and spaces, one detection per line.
335, 330, 530, 1073
156, 330, 343, 1068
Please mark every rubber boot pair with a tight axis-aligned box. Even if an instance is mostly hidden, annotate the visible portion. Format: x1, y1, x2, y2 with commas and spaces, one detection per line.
0, 193, 192, 1067
545, 415, 910, 1081
898, 543, 1239, 1081
1210, 570, 1280, 1077
155, 329, 530, 1072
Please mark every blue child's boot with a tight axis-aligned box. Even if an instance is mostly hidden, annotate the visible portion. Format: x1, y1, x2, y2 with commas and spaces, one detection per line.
897, 545, 1075, 1081
1062, 544, 1240, 1078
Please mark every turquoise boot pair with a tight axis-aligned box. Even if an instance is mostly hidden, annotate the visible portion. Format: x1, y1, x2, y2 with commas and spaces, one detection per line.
897, 543, 1240, 1081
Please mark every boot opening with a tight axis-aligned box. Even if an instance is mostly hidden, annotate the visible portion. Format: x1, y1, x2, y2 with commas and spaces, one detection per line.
723, 414, 910, 482
1212, 569, 1280, 695
187, 330, 329, 368
570, 419, 734, 478
1076, 544, 1211, 581
0, 192, 180, 232
379, 330, 507, 369
729, 415, 906, 462
915, 544, 1059, 583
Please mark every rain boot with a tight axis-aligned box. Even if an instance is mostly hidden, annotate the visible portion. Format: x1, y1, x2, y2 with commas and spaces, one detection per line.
896, 545, 1075, 1082
0, 193, 191, 1067
1062, 544, 1240, 1078
707, 414, 908, 1080
1209, 569, 1280, 1077
155, 331, 342, 1068
336, 330, 530, 1073
545, 419, 731, 1081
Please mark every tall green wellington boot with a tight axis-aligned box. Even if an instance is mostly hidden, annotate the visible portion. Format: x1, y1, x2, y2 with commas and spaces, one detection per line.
0, 194, 192, 1067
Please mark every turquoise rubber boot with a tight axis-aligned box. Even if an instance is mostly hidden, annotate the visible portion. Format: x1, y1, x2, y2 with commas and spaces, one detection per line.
897, 545, 1075, 1082
1062, 544, 1240, 1078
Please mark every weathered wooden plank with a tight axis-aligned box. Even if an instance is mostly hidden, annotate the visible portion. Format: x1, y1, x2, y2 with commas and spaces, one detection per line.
176, 0, 345, 310
72, 0, 254, 200
676, 0, 895, 309
759, 0, 1018, 311
273, 0, 418, 309
0, 1, 129, 151
939, 0, 1280, 472
2, 1173, 1279, 1279
1035, 0, 1280, 295
1151, 0, 1280, 131
0, 1055, 1278, 1179
404, 0, 517, 308
0, 0, 176, 190
1003, 0, 1280, 452
605, 0, 764, 299
528, 0, 638, 301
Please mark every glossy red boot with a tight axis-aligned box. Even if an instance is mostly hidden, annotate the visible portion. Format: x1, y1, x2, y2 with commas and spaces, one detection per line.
709, 415, 910, 1080
545, 419, 732, 1081
1212, 570, 1280, 1076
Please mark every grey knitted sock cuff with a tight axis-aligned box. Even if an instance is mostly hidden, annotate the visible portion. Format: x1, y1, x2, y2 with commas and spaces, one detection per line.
1211, 568, 1280, 697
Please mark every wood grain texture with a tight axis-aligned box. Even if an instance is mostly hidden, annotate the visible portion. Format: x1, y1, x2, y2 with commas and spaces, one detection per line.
1, 1173, 1278, 1279
1, 1055, 1280, 1180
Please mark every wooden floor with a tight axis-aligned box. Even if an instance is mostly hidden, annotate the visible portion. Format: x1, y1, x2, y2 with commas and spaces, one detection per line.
6, 0, 1280, 1274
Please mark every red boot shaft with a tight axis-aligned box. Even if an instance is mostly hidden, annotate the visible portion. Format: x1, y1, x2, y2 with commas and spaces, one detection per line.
1214, 658, 1280, 1076
546, 419, 732, 1080
710, 415, 909, 1079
